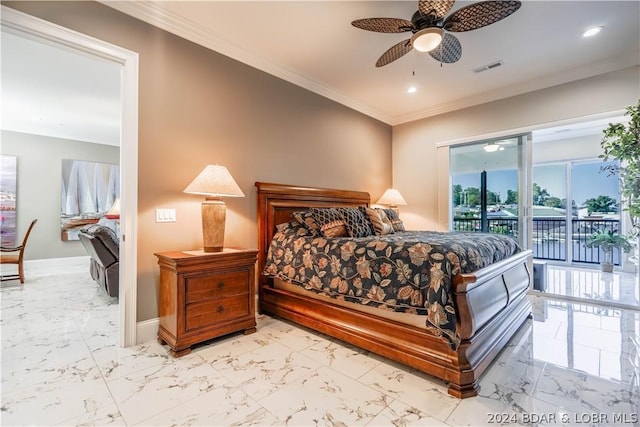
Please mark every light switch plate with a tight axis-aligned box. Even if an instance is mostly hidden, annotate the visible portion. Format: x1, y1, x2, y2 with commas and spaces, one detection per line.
156, 208, 176, 223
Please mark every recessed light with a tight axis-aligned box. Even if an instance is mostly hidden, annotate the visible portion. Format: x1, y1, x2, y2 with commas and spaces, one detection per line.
582, 26, 603, 38
407, 86, 417, 94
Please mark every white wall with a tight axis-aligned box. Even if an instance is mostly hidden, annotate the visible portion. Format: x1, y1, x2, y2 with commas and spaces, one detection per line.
533, 133, 602, 164
393, 66, 640, 231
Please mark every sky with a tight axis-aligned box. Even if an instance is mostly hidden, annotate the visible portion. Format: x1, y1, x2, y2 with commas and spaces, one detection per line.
453, 161, 619, 206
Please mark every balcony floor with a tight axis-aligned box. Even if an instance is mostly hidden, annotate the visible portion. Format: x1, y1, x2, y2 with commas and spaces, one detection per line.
536, 263, 640, 310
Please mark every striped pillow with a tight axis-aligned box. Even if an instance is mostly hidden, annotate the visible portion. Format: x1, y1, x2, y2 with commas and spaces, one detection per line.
365, 208, 395, 235
382, 208, 405, 232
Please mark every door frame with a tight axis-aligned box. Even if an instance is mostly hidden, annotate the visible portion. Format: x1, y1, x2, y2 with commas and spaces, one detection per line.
2, 6, 139, 346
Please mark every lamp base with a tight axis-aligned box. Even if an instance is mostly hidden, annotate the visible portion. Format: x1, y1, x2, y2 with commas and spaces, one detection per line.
202, 198, 225, 252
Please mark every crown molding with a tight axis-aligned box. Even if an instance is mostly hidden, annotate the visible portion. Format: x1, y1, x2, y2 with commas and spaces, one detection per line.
391, 52, 639, 126
102, 1, 393, 125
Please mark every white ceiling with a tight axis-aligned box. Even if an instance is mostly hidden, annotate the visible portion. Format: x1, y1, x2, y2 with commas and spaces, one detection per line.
1, 1, 638, 145
1, 28, 122, 145
105, 0, 640, 125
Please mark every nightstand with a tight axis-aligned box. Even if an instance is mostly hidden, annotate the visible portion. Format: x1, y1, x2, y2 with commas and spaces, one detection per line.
155, 248, 258, 357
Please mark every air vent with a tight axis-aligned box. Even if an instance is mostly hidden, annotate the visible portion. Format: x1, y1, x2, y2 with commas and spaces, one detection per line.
472, 60, 504, 73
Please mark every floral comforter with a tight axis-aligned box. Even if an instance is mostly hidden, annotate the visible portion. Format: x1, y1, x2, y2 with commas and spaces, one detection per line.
262, 221, 520, 348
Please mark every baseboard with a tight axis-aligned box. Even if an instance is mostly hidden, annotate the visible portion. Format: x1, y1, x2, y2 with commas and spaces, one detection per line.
136, 317, 159, 344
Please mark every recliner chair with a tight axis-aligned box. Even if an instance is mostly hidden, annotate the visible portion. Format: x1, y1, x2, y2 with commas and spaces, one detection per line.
78, 224, 119, 297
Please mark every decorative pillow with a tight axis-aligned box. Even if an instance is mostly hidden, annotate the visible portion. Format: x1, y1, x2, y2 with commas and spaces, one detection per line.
291, 210, 320, 236
338, 207, 375, 238
365, 207, 395, 235
382, 208, 406, 232
310, 208, 348, 238
276, 220, 311, 237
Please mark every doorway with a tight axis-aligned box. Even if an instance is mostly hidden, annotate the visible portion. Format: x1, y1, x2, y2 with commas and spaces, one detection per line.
1, 6, 139, 346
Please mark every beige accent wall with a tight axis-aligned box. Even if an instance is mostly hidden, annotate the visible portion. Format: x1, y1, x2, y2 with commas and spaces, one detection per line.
1, 131, 120, 260
6, 1, 392, 321
393, 66, 640, 231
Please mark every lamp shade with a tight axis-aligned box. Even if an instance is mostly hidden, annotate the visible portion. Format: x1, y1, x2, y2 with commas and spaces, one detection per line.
376, 188, 407, 207
183, 165, 244, 198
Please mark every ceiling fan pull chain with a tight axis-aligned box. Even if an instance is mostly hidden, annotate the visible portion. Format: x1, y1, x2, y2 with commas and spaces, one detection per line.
412, 50, 416, 76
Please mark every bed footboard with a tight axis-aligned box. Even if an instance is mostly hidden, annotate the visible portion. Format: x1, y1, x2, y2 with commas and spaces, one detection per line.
449, 249, 532, 397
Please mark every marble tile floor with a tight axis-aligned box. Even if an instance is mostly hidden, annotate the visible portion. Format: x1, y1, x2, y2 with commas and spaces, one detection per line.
541, 264, 639, 309
1, 270, 639, 426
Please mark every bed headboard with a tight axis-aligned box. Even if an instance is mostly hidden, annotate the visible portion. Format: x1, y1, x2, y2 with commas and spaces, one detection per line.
255, 182, 370, 286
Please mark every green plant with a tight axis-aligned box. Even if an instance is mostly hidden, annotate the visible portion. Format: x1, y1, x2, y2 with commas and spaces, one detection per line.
586, 229, 632, 254
600, 100, 640, 234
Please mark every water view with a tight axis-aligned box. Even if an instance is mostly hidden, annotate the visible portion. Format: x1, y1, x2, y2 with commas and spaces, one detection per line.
452, 161, 623, 265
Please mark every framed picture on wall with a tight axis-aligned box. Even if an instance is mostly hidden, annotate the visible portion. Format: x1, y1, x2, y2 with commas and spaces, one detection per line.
0, 155, 17, 247
61, 159, 120, 241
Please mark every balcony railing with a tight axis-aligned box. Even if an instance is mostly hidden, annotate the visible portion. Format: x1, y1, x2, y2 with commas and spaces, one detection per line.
453, 217, 519, 236
453, 217, 622, 265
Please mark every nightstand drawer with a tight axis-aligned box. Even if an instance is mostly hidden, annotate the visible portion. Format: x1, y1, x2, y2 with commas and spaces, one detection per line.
185, 294, 250, 331
185, 270, 249, 303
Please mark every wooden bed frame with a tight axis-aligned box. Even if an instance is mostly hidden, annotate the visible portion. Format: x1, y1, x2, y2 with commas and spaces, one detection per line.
256, 182, 532, 398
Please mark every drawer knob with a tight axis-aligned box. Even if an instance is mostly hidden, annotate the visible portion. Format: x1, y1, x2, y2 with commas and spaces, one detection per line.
217, 281, 225, 289
217, 305, 225, 313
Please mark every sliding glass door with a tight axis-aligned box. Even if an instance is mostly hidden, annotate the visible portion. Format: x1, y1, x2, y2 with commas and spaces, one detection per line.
532, 159, 621, 265
450, 135, 531, 249
532, 164, 568, 261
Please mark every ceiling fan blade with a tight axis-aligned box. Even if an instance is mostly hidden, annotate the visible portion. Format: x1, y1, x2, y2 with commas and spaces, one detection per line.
443, 1, 521, 32
376, 39, 413, 67
351, 18, 414, 33
429, 33, 462, 64
418, 0, 455, 22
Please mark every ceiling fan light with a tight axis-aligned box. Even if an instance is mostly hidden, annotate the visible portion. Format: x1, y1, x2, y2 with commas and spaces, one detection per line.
484, 143, 500, 153
411, 28, 443, 52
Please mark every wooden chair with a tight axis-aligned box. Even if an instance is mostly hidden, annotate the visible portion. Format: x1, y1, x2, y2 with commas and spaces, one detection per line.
1, 219, 38, 284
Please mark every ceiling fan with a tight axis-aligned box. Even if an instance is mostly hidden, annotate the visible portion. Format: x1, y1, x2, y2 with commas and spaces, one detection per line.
351, 0, 522, 67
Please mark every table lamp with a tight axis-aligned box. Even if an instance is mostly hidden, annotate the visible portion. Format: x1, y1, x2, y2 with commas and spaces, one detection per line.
183, 165, 244, 252
376, 188, 407, 212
